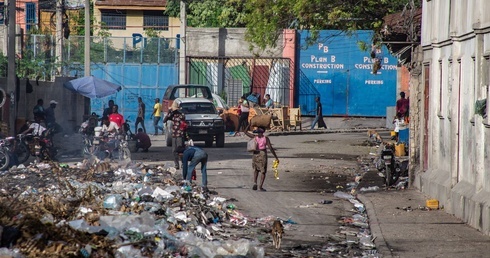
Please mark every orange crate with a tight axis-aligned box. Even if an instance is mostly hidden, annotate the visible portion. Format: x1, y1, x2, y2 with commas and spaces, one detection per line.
426, 199, 439, 209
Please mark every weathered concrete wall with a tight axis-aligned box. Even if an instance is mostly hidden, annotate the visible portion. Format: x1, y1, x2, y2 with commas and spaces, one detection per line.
186, 28, 284, 57
418, 0, 490, 235
0, 77, 87, 135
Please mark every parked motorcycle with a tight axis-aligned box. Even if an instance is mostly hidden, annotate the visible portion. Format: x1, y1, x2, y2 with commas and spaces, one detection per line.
83, 133, 131, 162
4, 135, 31, 164
123, 118, 134, 139
0, 139, 12, 170
16, 130, 57, 161
376, 143, 402, 186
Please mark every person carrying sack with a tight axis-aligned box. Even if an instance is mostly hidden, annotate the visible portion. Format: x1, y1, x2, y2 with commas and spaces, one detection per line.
244, 125, 279, 191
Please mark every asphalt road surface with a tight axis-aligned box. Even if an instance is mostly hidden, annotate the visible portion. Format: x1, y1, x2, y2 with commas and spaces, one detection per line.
52, 130, 376, 255
117, 131, 375, 255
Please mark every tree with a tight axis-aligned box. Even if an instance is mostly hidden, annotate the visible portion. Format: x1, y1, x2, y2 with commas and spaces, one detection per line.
165, 0, 247, 27
166, 0, 420, 49
244, 0, 421, 49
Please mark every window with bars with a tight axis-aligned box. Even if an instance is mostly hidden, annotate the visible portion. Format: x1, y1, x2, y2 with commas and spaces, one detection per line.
26, 2, 36, 32
144, 11, 169, 31
101, 10, 126, 30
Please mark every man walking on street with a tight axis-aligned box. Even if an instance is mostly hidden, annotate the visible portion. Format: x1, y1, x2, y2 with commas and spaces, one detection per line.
163, 102, 186, 169
180, 145, 208, 192
135, 97, 146, 133
310, 96, 327, 130
150, 98, 164, 136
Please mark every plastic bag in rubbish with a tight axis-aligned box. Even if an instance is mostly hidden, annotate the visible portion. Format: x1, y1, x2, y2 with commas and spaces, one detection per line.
99, 212, 156, 233
359, 235, 376, 249
103, 194, 123, 210
360, 186, 380, 192
0, 247, 23, 258
115, 245, 144, 258
174, 211, 188, 222
152, 187, 173, 200
334, 191, 355, 200
40, 213, 54, 225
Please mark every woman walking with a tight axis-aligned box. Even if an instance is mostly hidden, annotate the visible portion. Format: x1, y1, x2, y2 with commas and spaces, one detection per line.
244, 125, 279, 191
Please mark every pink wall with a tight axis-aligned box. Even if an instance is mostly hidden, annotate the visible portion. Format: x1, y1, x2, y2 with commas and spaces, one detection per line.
283, 29, 296, 107
7, 0, 39, 33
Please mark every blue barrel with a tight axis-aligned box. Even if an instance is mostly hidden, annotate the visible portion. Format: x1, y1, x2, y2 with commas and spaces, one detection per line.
398, 128, 409, 145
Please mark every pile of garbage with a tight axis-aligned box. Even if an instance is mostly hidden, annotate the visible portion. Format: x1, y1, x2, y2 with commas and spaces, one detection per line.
0, 160, 266, 257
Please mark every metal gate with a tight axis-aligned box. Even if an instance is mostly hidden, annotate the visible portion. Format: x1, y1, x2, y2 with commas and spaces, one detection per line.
187, 56, 294, 108
297, 30, 398, 117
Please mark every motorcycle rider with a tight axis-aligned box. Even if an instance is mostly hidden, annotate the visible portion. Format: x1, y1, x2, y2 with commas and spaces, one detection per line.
101, 116, 121, 136
21, 117, 47, 137
20, 117, 56, 160
100, 116, 122, 155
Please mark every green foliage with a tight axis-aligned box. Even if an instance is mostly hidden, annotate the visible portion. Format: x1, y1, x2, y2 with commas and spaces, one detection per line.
144, 28, 161, 38
165, 0, 419, 49
16, 48, 61, 80
0, 54, 7, 77
65, 35, 175, 65
68, 4, 96, 36
475, 99, 487, 118
166, 0, 247, 27
243, 0, 420, 50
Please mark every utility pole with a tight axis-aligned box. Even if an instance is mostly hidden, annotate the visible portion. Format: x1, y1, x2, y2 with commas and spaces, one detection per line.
55, 0, 63, 75
84, 0, 90, 76
7, 0, 16, 135
179, 0, 186, 84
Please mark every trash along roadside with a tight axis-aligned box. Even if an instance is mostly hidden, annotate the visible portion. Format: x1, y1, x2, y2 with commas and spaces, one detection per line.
0, 160, 267, 257
0, 154, 386, 258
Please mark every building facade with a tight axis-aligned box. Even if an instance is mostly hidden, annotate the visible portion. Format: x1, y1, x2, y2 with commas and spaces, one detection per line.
0, 0, 39, 32
417, 0, 490, 234
93, 0, 180, 47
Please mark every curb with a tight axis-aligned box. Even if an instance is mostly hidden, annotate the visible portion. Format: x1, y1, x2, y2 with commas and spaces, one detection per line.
357, 194, 393, 258
268, 128, 389, 136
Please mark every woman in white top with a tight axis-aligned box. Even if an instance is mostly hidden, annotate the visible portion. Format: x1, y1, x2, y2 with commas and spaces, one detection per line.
237, 96, 250, 132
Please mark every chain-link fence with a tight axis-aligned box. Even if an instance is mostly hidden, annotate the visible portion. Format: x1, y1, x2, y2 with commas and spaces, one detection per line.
16, 34, 179, 81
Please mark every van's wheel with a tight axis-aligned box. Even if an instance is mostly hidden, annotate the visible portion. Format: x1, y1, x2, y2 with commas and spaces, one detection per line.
216, 133, 225, 148
205, 139, 213, 147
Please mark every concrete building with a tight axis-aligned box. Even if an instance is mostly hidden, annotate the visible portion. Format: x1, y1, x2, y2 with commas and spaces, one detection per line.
416, 0, 490, 235
93, 0, 180, 47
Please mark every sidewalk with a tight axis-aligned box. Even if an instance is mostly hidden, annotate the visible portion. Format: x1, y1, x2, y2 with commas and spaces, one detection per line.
282, 116, 490, 257
358, 190, 490, 257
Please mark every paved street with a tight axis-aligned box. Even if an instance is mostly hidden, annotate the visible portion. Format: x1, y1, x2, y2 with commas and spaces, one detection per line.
51, 117, 490, 257
123, 130, 376, 255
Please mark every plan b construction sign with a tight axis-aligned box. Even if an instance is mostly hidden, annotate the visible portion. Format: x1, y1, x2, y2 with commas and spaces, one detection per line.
297, 30, 398, 117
